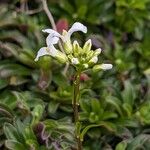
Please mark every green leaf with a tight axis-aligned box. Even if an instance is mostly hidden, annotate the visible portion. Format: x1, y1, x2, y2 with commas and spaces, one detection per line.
0, 103, 14, 118
102, 111, 118, 120
115, 141, 128, 150
0, 78, 9, 89
80, 98, 91, 113
48, 101, 59, 114
5, 140, 26, 150
106, 96, 123, 117
127, 134, 150, 150
91, 99, 101, 115
60, 0, 74, 14
80, 121, 116, 141
122, 103, 132, 117
31, 105, 44, 125
4, 123, 20, 141
0, 63, 31, 77
77, 5, 87, 19
122, 80, 135, 107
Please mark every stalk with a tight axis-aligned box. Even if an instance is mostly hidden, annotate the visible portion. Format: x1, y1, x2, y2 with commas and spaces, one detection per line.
73, 70, 82, 150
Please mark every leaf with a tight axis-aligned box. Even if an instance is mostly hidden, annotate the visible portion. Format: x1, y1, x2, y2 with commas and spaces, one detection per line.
106, 96, 123, 117
0, 63, 31, 78
0, 91, 17, 109
122, 103, 132, 117
122, 80, 135, 107
48, 101, 59, 114
102, 111, 118, 120
60, 0, 74, 14
80, 98, 91, 113
0, 103, 14, 118
80, 121, 116, 141
31, 105, 44, 125
0, 117, 12, 127
91, 99, 101, 115
127, 134, 150, 150
4, 123, 20, 141
115, 141, 128, 150
5, 140, 26, 150
53, 73, 69, 87
0, 78, 9, 89
77, 5, 87, 19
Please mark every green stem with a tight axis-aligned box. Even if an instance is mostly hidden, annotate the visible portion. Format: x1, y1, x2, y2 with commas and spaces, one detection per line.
73, 70, 82, 150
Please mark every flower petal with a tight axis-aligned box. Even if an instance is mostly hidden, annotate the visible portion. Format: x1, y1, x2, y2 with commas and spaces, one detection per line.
48, 45, 59, 57
46, 34, 59, 46
42, 29, 63, 42
42, 29, 61, 37
68, 22, 87, 37
34, 47, 50, 61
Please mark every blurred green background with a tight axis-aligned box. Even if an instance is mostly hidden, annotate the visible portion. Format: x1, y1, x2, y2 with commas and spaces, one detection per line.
0, 0, 150, 149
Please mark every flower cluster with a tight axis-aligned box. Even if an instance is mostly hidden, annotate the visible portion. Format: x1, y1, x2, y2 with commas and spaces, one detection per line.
35, 22, 112, 71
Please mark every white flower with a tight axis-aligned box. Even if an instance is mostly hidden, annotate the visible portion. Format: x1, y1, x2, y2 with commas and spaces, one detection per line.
71, 58, 79, 65
35, 35, 59, 61
100, 64, 113, 70
42, 22, 87, 43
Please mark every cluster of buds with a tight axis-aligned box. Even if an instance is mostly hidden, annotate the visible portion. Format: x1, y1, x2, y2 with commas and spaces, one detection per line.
35, 22, 112, 72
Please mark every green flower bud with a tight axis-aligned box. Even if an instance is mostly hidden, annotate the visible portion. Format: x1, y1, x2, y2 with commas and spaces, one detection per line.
83, 39, 92, 52
94, 48, 102, 56
62, 30, 73, 54
93, 64, 113, 72
73, 40, 82, 57
86, 50, 94, 60
88, 56, 98, 66
63, 41, 73, 54
83, 63, 89, 69
55, 51, 68, 64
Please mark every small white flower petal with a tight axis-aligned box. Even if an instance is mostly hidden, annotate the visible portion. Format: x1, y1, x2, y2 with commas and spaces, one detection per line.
48, 45, 58, 57
42, 29, 63, 41
68, 22, 87, 37
100, 64, 113, 70
46, 34, 59, 46
42, 29, 60, 36
71, 58, 79, 65
34, 47, 50, 61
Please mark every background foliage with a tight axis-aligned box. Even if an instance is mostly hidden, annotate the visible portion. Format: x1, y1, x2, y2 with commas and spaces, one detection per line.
0, 0, 150, 149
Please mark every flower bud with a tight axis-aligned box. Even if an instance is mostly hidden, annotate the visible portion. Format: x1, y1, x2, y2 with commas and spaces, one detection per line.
86, 50, 94, 60
71, 57, 79, 65
83, 64, 89, 69
93, 64, 113, 72
89, 56, 98, 64
62, 30, 73, 54
63, 40, 73, 54
100, 64, 113, 70
83, 39, 92, 52
55, 51, 68, 63
94, 48, 102, 56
